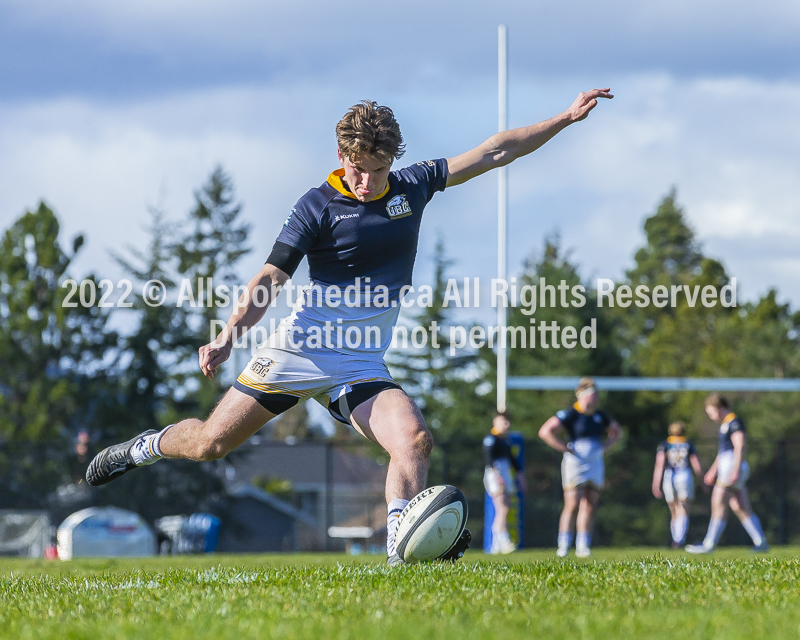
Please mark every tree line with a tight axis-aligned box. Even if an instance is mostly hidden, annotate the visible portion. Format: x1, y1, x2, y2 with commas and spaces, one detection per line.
390, 191, 800, 545
3, 172, 799, 544
0, 167, 249, 523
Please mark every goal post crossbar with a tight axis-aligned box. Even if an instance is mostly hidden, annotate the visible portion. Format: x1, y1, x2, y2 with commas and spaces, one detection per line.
508, 377, 800, 392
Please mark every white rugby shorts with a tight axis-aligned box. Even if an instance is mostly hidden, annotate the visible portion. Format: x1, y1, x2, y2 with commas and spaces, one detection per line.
716, 452, 750, 490
234, 342, 398, 424
662, 467, 695, 502
561, 439, 605, 491
484, 461, 515, 497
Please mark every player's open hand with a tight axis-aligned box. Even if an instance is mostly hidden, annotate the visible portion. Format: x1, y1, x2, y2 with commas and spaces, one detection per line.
652, 485, 663, 500
199, 334, 232, 380
567, 89, 613, 123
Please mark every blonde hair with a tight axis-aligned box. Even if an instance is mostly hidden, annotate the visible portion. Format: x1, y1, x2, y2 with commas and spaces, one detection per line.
705, 393, 729, 410
668, 421, 686, 437
336, 101, 405, 164
575, 377, 597, 398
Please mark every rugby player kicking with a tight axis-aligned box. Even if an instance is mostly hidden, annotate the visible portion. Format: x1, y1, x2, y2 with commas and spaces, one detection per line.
686, 394, 769, 553
87, 89, 613, 565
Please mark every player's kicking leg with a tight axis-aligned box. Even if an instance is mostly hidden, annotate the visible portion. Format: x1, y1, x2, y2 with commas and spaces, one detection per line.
349, 388, 430, 565
86, 388, 274, 486
349, 387, 469, 565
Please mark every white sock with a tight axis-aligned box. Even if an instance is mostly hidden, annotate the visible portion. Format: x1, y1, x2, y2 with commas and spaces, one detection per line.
670, 519, 677, 542
741, 515, 765, 546
386, 499, 408, 557
130, 425, 172, 466
673, 515, 688, 545
703, 518, 726, 548
576, 532, 591, 551
557, 531, 574, 550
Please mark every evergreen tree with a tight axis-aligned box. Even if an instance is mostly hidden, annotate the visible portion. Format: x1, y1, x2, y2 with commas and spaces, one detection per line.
173, 166, 251, 417
0, 203, 114, 507
388, 239, 494, 487
96, 208, 223, 521
505, 236, 622, 434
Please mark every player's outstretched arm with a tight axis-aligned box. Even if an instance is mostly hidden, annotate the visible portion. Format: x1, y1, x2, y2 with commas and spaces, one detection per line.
445, 88, 613, 187
199, 263, 290, 379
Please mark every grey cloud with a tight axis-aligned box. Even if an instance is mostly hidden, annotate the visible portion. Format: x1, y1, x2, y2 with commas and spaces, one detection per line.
2, 0, 800, 102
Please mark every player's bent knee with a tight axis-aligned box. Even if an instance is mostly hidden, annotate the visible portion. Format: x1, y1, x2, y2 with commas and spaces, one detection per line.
413, 429, 433, 459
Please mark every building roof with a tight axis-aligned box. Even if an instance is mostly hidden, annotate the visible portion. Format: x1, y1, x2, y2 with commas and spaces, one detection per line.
226, 484, 317, 527
225, 441, 386, 489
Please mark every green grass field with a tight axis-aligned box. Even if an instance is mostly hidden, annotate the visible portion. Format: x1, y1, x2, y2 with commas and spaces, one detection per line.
2, 548, 799, 639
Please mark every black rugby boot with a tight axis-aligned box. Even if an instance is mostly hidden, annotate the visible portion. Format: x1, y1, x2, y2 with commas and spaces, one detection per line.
440, 528, 472, 562
85, 430, 158, 486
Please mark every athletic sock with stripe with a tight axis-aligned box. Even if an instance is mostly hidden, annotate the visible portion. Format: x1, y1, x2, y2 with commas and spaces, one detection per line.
130, 425, 172, 466
386, 499, 409, 557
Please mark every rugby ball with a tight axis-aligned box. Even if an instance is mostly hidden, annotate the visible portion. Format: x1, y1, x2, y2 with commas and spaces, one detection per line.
395, 485, 468, 563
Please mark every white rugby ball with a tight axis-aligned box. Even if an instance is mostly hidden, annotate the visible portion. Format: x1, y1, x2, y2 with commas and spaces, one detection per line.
395, 485, 468, 563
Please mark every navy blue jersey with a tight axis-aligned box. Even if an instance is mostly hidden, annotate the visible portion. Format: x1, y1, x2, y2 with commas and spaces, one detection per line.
718, 413, 745, 453
555, 404, 613, 441
483, 433, 520, 471
657, 437, 697, 471
277, 159, 448, 297
271, 159, 448, 355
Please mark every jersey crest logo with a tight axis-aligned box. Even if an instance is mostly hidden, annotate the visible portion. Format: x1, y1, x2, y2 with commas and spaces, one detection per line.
250, 357, 275, 377
387, 194, 412, 219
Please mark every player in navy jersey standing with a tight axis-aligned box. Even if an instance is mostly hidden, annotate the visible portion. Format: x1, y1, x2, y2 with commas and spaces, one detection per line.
86, 89, 613, 565
539, 377, 621, 557
687, 394, 769, 553
651, 421, 703, 548
483, 411, 526, 554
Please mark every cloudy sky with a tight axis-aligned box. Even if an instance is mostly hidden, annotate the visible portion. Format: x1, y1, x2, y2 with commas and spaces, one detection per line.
2, 0, 800, 319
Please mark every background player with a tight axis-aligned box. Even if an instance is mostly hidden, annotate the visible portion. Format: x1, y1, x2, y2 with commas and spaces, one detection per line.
86, 89, 613, 565
483, 411, 526, 554
687, 394, 769, 553
539, 377, 621, 557
651, 421, 703, 548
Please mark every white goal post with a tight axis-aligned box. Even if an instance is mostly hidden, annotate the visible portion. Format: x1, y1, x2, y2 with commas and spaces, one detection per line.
508, 377, 800, 392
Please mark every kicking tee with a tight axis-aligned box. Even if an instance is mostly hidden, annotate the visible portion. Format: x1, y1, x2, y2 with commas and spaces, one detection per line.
657, 436, 696, 471
272, 159, 448, 355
